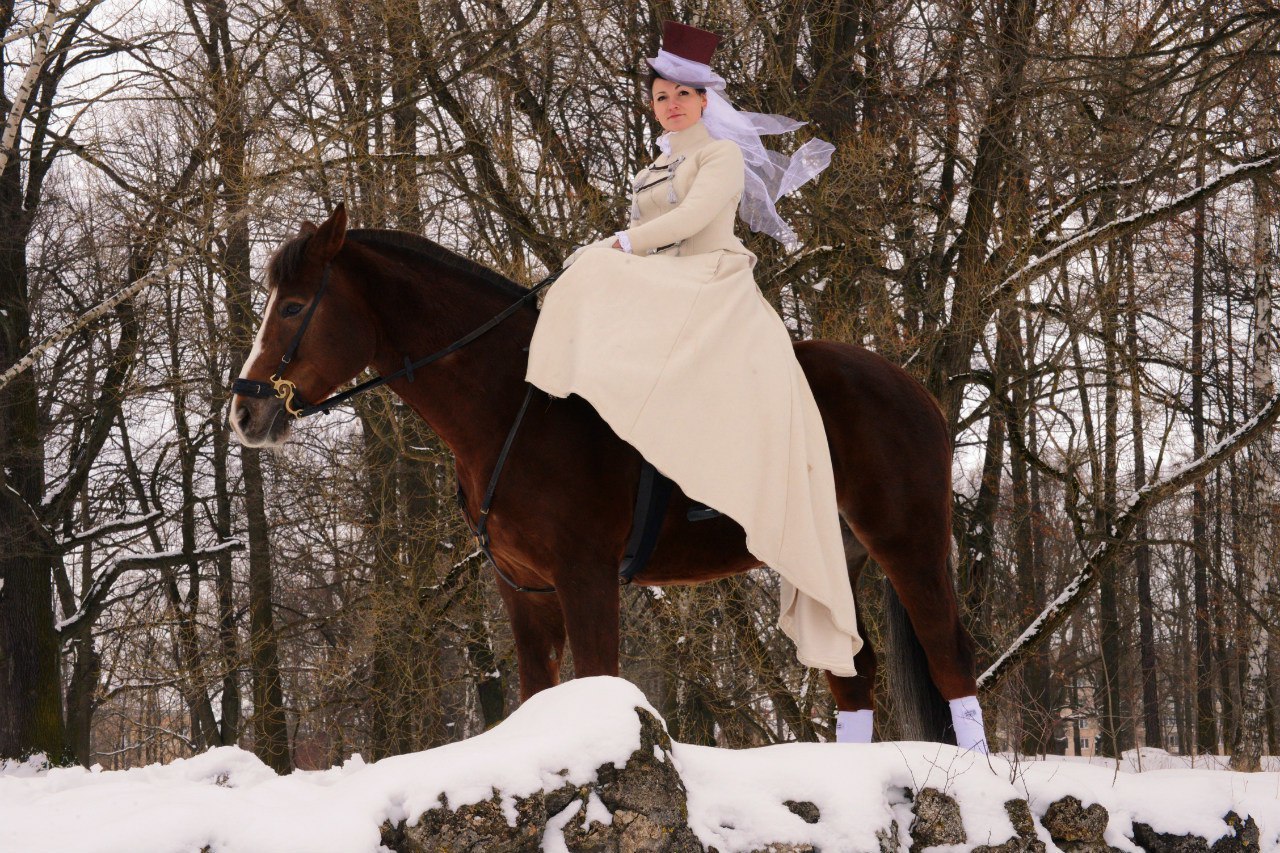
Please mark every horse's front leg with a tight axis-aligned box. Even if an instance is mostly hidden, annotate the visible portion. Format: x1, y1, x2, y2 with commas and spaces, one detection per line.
556, 562, 621, 677
497, 582, 567, 701
826, 525, 877, 743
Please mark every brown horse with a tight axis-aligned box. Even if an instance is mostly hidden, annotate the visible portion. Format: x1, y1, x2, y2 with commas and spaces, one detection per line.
231, 205, 978, 743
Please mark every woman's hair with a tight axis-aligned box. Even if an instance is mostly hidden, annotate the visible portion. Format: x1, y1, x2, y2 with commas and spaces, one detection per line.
646, 69, 706, 97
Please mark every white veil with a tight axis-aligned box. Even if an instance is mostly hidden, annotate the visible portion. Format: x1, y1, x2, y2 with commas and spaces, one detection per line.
648, 49, 835, 247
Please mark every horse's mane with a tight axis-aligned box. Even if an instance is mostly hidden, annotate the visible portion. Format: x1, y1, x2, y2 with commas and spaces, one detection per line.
267, 228, 535, 306
348, 230, 534, 303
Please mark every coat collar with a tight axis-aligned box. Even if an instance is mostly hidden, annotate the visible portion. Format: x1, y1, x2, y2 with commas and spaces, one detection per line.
656, 120, 712, 161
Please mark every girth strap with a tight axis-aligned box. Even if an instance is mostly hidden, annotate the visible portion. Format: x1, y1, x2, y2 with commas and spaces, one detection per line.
456, 383, 556, 595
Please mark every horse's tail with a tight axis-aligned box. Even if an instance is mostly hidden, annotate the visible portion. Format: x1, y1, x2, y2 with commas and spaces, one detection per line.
884, 561, 955, 744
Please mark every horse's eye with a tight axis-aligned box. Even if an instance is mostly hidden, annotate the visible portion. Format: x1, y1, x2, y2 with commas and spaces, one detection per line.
281, 302, 304, 318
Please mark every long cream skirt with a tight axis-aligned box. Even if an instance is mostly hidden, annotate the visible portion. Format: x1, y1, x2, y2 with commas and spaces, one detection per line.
524, 246, 862, 676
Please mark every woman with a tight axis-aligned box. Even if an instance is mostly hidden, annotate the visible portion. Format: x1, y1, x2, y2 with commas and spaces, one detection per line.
524, 22, 862, 719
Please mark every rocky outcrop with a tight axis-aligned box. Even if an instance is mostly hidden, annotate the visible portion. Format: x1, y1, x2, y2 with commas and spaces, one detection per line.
379, 707, 701, 853
1042, 795, 1113, 853
1131, 812, 1259, 853
371, 690, 1266, 853
973, 799, 1045, 853
907, 789, 1043, 853
909, 788, 966, 850
377, 755, 1262, 853
379, 788, 544, 852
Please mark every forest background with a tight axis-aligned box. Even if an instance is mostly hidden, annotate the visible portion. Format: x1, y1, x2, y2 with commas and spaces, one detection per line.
3, 0, 1280, 776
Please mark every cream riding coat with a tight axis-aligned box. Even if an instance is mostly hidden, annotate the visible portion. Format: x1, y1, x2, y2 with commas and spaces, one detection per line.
524, 119, 862, 676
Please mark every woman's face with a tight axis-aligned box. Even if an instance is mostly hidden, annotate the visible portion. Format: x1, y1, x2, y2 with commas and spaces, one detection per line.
651, 78, 707, 133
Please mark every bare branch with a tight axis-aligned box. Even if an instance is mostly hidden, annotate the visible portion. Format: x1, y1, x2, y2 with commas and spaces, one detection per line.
980, 387, 1280, 690
991, 150, 1280, 305
57, 539, 245, 641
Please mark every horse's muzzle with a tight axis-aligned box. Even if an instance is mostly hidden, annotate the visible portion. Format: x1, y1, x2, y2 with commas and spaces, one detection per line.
230, 394, 293, 447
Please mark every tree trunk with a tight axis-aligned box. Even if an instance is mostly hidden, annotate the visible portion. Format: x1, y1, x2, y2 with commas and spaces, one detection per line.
1127, 252, 1162, 749
464, 620, 506, 730
208, 279, 242, 745
958, 406, 1003, 652
386, 0, 423, 233
1097, 243, 1127, 758
0, 542, 64, 762
928, 0, 1038, 425
363, 402, 403, 761
63, 636, 100, 765
0, 138, 65, 763
1006, 309, 1052, 754
190, 0, 292, 771
1192, 177, 1218, 754
244, 448, 291, 772
1230, 176, 1276, 771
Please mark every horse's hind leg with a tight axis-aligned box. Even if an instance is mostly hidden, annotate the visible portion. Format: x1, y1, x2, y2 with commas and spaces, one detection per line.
874, 539, 977, 699
826, 523, 878, 742
498, 584, 567, 701
866, 525, 985, 751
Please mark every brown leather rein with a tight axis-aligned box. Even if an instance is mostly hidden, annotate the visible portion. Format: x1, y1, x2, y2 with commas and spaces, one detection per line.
231, 261, 564, 594
231, 263, 561, 419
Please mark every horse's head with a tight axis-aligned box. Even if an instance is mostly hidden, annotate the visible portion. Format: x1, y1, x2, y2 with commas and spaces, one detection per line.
230, 204, 378, 447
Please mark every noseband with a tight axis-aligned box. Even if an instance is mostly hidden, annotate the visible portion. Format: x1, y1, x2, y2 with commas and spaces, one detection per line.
231, 265, 333, 417
231, 262, 560, 418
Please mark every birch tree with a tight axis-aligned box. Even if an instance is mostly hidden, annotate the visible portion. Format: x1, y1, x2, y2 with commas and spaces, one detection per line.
1229, 174, 1278, 771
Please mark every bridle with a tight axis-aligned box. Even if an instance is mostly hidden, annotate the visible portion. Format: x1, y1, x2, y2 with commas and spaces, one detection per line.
231, 261, 560, 418
231, 256, 565, 595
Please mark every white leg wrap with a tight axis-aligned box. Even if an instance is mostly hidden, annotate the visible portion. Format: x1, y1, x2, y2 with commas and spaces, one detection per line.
949, 695, 989, 754
835, 709, 874, 744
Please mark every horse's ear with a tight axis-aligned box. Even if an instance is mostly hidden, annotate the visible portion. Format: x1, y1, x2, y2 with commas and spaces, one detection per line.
298, 221, 318, 237
309, 203, 347, 262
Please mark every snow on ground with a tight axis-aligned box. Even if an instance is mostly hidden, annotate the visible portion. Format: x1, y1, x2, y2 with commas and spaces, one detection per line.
1008, 755, 1280, 849
679, 739, 1280, 851
1032, 749, 1280, 773
0, 678, 652, 853
678, 739, 1011, 851
2, 677, 1280, 853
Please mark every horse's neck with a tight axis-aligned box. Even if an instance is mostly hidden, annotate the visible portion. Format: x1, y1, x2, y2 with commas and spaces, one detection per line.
368, 265, 537, 466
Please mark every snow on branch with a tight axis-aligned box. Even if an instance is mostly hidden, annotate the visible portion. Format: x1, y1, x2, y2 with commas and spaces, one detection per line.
0, 251, 193, 393
992, 150, 1280, 301
979, 387, 1280, 690
56, 509, 162, 553
417, 546, 486, 609
987, 175, 1152, 270
56, 539, 245, 640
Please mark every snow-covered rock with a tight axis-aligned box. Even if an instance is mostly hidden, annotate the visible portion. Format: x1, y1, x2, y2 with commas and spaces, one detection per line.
2, 677, 1278, 852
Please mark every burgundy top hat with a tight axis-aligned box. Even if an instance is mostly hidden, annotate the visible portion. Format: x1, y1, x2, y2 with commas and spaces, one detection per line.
659, 21, 720, 65
640, 19, 836, 245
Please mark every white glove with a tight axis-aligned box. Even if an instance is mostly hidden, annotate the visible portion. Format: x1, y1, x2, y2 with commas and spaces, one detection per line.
561, 237, 618, 269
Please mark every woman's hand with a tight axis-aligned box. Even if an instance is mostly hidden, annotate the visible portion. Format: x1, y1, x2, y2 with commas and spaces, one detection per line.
562, 236, 622, 268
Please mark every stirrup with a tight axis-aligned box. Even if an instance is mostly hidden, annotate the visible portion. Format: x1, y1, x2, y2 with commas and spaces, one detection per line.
687, 502, 722, 522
